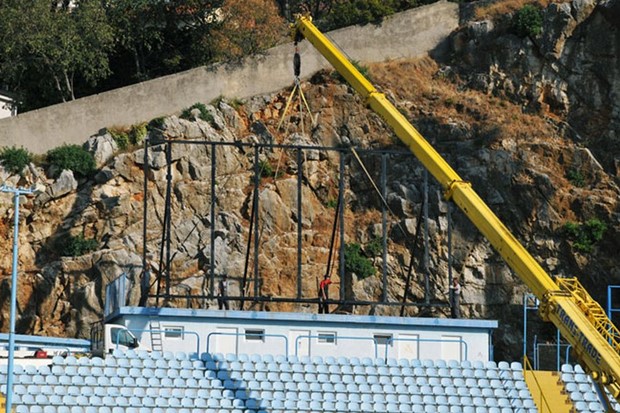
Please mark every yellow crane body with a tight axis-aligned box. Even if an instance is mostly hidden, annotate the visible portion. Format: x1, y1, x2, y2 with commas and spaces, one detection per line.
293, 15, 620, 401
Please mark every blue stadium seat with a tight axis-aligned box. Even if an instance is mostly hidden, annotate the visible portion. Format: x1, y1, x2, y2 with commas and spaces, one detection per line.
48, 354, 65, 365
460, 396, 474, 406
497, 361, 509, 370
429, 377, 442, 387
345, 357, 358, 366
481, 388, 495, 399
358, 383, 371, 393
343, 382, 356, 395
486, 369, 499, 379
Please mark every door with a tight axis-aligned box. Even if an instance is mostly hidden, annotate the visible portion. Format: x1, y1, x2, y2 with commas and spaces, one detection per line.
397, 333, 419, 359
441, 334, 463, 362
214, 327, 238, 355
290, 329, 311, 358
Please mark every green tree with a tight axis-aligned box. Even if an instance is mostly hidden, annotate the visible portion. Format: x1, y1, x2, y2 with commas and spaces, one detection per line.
319, 0, 398, 31
104, 0, 224, 80
0, 0, 114, 108
211, 0, 287, 60
104, 0, 167, 79
274, 0, 336, 21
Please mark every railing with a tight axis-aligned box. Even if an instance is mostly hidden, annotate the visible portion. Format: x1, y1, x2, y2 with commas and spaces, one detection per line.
109, 327, 473, 364
556, 277, 620, 352
122, 328, 201, 356
523, 355, 553, 413
384, 337, 469, 361
294, 335, 379, 358
0, 345, 74, 357
205, 332, 289, 357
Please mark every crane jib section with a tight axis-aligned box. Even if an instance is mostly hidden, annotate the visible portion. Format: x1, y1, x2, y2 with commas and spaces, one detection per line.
292, 14, 620, 401
557, 304, 602, 365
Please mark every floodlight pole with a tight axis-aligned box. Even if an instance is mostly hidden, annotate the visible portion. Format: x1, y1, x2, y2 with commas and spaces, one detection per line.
1, 184, 33, 413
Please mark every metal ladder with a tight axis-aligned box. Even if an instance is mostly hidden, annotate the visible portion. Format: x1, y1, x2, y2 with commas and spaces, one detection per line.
149, 316, 163, 352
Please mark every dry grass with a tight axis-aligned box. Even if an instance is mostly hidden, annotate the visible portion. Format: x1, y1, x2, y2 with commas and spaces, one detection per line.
368, 57, 557, 145
473, 0, 568, 20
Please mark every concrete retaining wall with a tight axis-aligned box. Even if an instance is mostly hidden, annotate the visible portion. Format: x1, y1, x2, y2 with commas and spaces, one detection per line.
0, 1, 458, 154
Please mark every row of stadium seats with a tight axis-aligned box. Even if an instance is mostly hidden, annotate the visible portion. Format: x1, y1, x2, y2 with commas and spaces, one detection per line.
201, 352, 523, 370
8, 384, 535, 408
6, 350, 536, 413
15, 407, 524, 413
559, 363, 619, 413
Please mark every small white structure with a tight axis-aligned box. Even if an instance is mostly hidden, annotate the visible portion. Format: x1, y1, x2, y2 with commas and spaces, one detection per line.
108, 306, 498, 363
0, 90, 17, 119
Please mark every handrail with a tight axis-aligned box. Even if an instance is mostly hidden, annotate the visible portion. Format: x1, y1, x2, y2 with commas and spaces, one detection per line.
384, 337, 468, 361
206, 332, 289, 357
294, 335, 379, 358
556, 278, 620, 352
523, 355, 553, 413
124, 328, 200, 356
0, 345, 74, 357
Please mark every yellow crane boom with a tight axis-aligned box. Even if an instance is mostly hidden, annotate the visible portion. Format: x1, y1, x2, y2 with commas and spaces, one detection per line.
292, 15, 620, 402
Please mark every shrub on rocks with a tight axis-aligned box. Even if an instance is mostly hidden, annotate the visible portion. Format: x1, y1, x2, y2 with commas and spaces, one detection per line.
46, 144, 96, 178
0, 146, 32, 175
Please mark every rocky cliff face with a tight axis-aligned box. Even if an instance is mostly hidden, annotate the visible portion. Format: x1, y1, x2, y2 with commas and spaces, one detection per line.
0, 0, 618, 361
454, 0, 620, 175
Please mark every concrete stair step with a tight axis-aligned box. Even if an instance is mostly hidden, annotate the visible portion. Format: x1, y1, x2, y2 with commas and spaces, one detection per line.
525, 370, 575, 413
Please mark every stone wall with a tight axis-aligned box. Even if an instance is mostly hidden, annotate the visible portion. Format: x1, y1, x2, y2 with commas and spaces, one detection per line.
0, 1, 458, 154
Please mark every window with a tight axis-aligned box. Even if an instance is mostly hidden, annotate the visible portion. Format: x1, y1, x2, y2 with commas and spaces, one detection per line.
164, 326, 184, 339
110, 327, 138, 348
318, 332, 336, 344
374, 334, 393, 346
245, 329, 265, 342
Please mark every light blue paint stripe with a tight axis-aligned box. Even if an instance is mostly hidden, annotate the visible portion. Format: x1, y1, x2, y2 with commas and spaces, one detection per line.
0, 333, 90, 348
113, 306, 498, 330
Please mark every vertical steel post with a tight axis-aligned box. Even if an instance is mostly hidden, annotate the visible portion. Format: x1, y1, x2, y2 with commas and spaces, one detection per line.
297, 148, 303, 299
210, 144, 216, 297
557, 328, 561, 371
423, 170, 429, 303
165, 142, 173, 299
381, 154, 387, 303
253, 148, 260, 301
1, 185, 33, 413
141, 137, 149, 305
338, 152, 345, 302
523, 293, 528, 362
448, 203, 452, 285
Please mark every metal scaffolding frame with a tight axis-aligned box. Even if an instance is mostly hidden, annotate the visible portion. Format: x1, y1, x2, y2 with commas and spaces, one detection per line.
141, 137, 454, 312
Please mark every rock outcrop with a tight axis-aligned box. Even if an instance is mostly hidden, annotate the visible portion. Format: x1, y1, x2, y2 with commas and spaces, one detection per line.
0, 0, 618, 362
453, 0, 620, 176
